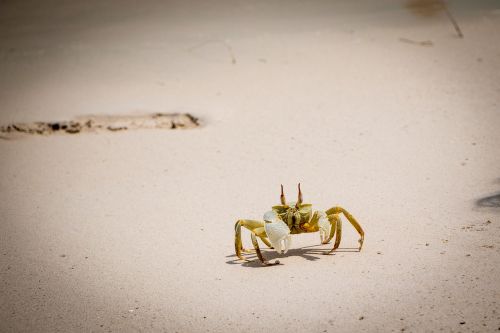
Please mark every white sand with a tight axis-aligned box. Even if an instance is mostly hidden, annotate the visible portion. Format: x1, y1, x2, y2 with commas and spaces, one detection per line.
1, 1, 499, 332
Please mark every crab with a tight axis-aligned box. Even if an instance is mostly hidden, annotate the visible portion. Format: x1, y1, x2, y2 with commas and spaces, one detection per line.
234, 184, 365, 265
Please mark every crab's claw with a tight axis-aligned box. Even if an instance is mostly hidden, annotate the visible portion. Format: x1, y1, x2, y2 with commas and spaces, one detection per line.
317, 211, 331, 244
263, 211, 291, 254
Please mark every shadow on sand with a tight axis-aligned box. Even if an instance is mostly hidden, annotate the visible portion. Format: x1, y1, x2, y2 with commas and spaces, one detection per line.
226, 244, 360, 268
476, 192, 500, 208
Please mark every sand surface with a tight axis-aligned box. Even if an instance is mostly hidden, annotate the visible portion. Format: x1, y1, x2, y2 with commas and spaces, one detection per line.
1, 1, 499, 332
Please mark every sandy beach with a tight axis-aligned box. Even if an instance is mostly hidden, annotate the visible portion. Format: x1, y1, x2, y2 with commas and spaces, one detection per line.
1, 1, 499, 332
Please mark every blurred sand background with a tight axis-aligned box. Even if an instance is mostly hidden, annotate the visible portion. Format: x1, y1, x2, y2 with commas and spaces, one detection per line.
1, 0, 499, 332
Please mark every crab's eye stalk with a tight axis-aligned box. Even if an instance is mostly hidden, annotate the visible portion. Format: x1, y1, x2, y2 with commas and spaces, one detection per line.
296, 183, 303, 207
280, 184, 286, 205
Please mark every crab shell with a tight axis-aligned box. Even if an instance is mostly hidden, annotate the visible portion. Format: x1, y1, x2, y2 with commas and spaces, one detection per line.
263, 209, 332, 254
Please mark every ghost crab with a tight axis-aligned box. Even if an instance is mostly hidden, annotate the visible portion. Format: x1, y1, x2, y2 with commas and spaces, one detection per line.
234, 184, 364, 265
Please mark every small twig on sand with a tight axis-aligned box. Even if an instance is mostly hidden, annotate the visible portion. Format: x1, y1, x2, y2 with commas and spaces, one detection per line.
399, 38, 434, 47
442, 1, 463, 38
405, 0, 463, 39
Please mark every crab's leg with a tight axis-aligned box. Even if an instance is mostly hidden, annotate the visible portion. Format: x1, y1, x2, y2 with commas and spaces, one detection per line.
235, 220, 254, 260
259, 236, 273, 249
251, 229, 268, 265
325, 206, 364, 251
234, 220, 267, 261
250, 227, 278, 266
243, 237, 272, 252
234, 220, 245, 260
322, 214, 340, 244
326, 216, 342, 254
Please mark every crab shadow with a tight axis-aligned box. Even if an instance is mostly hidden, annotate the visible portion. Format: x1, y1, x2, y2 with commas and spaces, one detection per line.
225, 244, 360, 268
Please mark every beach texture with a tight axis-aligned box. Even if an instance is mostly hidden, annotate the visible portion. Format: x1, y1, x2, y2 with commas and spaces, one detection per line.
1, 1, 499, 332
